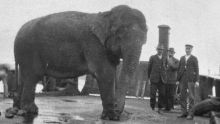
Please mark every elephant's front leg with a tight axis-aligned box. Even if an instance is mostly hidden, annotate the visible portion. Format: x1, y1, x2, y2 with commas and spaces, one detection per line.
95, 65, 119, 120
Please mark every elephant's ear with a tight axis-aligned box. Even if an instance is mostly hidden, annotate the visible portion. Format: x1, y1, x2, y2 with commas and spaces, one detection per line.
90, 22, 106, 46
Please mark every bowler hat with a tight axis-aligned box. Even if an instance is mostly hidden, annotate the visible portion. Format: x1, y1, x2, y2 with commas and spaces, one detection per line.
185, 44, 193, 48
156, 44, 164, 50
168, 48, 175, 53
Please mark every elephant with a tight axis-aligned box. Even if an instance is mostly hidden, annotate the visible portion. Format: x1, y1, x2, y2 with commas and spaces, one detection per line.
8, 5, 147, 120
0, 64, 10, 97
0, 64, 16, 98
6, 69, 16, 98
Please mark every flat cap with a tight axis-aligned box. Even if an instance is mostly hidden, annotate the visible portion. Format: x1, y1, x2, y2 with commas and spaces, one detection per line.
185, 44, 193, 48
168, 48, 175, 53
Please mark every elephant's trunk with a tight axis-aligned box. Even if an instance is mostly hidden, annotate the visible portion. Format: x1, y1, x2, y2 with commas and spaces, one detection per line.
115, 43, 142, 113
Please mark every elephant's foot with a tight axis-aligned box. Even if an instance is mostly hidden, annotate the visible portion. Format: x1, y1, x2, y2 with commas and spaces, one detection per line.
5, 104, 38, 118
101, 110, 120, 121
5, 107, 19, 118
17, 109, 28, 116
114, 98, 125, 116
20, 103, 38, 116
12, 93, 21, 109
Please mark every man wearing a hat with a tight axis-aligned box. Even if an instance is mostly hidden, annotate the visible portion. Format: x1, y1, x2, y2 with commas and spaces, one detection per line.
177, 44, 199, 120
164, 48, 179, 111
148, 44, 167, 113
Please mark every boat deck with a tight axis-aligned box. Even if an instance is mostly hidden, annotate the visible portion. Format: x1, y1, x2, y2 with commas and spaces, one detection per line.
0, 95, 209, 124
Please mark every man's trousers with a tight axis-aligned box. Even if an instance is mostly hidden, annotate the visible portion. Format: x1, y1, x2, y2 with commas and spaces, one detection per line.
179, 76, 195, 114
150, 80, 165, 109
165, 84, 176, 110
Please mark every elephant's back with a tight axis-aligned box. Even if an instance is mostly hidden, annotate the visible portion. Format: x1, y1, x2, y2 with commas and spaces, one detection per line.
41, 11, 91, 24
14, 11, 96, 68
14, 17, 42, 63
14, 11, 92, 42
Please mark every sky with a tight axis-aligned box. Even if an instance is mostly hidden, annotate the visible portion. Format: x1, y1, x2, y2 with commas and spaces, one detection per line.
0, 0, 220, 75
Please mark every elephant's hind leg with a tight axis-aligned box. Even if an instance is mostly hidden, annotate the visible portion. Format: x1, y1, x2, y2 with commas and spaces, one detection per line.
5, 66, 41, 118
18, 67, 41, 116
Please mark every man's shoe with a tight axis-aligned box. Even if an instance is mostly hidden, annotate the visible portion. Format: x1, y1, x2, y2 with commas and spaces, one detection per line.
186, 115, 194, 120
177, 113, 187, 118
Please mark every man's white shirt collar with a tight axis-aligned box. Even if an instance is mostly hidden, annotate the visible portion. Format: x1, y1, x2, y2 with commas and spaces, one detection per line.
185, 55, 191, 62
158, 55, 162, 59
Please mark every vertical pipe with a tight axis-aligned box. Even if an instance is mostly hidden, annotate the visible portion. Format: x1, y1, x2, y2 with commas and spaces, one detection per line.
158, 25, 170, 58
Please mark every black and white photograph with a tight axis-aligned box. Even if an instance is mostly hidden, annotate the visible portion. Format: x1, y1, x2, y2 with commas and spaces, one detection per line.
0, 0, 220, 124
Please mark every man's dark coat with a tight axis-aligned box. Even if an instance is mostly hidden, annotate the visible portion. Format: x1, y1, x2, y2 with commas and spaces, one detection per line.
177, 55, 199, 82
148, 55, 167, 83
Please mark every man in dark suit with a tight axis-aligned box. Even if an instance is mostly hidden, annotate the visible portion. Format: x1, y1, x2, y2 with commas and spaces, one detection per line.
148, 44, 167, 113
164, 48, 179, 111
177, 44, 199, 120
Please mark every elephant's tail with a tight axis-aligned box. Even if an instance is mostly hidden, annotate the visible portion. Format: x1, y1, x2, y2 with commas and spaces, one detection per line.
15, 62, 19, 90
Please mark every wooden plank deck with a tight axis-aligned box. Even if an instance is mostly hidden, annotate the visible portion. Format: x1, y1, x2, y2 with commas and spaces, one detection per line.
0, 95, 210, 124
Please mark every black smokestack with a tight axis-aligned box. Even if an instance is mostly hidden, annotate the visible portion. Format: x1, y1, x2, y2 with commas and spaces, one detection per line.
158, 25, 170, 58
